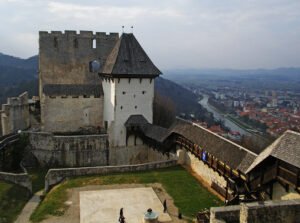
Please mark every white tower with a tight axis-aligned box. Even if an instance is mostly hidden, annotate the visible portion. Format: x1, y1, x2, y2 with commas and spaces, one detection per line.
99, 33, 161, 147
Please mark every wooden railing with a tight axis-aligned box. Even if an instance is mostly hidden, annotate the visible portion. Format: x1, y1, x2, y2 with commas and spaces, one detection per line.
175, 135, 247, 182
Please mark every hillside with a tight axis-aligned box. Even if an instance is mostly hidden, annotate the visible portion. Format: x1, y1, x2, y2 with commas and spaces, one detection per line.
164, 68, 300, 91
0, 54, 201, 118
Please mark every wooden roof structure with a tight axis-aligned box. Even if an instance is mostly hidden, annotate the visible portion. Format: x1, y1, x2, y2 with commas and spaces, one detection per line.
166, 119, 257, 173
125, 115, 257, 173
246, 130, 300, 173
99, 33, 162, 78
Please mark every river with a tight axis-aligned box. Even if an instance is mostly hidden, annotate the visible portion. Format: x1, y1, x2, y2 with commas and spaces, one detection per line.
198, 95, 251, 136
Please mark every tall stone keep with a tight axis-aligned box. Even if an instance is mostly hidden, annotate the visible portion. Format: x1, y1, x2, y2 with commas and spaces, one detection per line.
99, 33, 162, 147
39, 31, 119, 132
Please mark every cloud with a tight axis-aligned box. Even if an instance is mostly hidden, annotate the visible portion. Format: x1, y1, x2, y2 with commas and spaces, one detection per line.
47, 1, 183, 21
0, 0, 299, 69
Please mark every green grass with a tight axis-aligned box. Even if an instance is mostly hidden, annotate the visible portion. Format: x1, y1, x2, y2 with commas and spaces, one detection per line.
30, 166, 222, 222
0, 181, 30, 223
28, 168, 48, 193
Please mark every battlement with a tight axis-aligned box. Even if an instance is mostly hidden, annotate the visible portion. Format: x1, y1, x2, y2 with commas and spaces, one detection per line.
39, 30, 119, 39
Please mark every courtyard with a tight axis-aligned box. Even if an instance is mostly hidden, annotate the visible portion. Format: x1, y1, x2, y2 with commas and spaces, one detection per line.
29, 166, 222, 223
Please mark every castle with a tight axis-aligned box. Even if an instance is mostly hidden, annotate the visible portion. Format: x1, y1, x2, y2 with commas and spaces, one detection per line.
0, 31, 299, 221
39, 31, 160, 147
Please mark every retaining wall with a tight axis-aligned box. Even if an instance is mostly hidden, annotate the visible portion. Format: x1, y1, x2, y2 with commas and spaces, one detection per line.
29, 132, 109, 167
210, 199, 300, 223
0, 171, 32, 194
45, 160, 177, 191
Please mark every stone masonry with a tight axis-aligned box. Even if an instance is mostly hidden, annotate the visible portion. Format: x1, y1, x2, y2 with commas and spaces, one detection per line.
1, 92, 30, 135
39, 31, 119, 132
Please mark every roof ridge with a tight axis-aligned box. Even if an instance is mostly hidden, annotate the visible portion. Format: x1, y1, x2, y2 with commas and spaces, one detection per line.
192, 122, 258, 156
176, 117, 257, 156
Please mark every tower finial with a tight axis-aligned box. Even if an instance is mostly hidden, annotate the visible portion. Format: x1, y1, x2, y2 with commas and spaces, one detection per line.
122, 26, 125, 33
131, 26, 134, 33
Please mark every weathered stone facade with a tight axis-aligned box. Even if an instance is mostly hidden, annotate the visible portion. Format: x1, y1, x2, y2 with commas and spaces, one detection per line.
1, 92, 30, 135
177, 148, 227, 193
44, 160, 177, 191
210, 199, 300, 223
39, 31, 119, 132
29, 132, 171, 168
29, 132, 109, 167
42, 95, 103, 132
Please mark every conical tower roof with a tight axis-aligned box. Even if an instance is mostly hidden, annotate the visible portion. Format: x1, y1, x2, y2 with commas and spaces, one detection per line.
100, 33, 161, 78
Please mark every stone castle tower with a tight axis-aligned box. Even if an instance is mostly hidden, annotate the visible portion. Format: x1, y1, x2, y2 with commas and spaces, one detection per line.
39, 31, 161, 148
99, 33, 161, 147
39, 31, 119, 132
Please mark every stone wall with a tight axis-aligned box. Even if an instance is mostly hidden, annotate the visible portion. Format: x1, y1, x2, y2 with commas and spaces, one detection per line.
210, 206, 240, 223
45, 160, 177, 191
29, 132, 171, 168
1, 92, 30, 135
29, 132, 109, 167
177, 148, 227, 192
39, 31, 118, 132
42, 95, 103, 132
109, 144, 172, 166
210, 199, 300, 223
0, 170, 32, 194
240, 199, 300, 223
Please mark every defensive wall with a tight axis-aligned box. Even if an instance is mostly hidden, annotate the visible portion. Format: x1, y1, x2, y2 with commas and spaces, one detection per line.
0, 133, 32, 193
45, 160, 177, 191
0, 171, 32, 194
29, 132, 172, 168
177, 148, 228, 199
210, 199, 300, 223
1, 92, 30, 135
29, 132, 109, 167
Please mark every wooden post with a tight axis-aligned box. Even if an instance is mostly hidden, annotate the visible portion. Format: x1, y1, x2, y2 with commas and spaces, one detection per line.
225, 180, 229, 203
296, 169, 300, 188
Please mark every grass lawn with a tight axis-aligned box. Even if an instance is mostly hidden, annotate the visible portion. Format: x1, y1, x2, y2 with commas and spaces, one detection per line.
0, 181, 30, 223
30, 165, 222, 222
28, 168, 48, 193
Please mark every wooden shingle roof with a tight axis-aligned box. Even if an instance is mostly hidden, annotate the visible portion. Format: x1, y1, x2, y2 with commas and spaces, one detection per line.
125, 115, 149, 127
246, 130, 300, 173
166, 119, 257, 173
100, 33, 161, 78
125, 115, 257, 173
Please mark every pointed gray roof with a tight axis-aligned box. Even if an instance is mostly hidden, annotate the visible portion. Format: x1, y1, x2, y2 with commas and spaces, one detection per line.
100, 33, 162, 77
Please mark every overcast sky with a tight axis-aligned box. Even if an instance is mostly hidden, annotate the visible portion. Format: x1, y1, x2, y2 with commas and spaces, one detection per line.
0, 0, 299, 69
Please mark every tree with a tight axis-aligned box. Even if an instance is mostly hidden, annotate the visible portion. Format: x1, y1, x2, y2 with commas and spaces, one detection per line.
153, 93, 176, 128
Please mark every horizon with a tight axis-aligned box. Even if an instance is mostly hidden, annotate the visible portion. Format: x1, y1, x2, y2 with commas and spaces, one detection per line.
1, 51, 300, 72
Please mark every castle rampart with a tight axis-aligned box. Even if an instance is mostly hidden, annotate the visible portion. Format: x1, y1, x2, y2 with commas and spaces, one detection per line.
1, 92, 30, 135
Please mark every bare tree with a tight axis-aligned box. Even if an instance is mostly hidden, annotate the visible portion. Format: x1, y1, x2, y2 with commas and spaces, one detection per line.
153, 93, 176, 128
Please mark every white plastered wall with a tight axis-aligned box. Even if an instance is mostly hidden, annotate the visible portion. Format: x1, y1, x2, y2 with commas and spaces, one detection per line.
102, 78, 115, 128
109, 78, 154, 147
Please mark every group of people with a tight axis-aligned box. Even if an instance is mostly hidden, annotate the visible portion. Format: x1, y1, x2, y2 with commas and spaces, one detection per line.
118, 199, 169, 222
